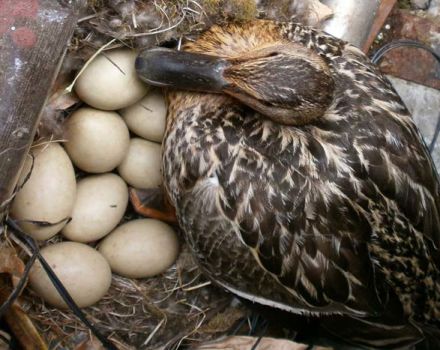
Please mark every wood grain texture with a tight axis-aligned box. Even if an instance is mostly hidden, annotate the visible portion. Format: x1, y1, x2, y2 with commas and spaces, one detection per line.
0, 0, 80, 216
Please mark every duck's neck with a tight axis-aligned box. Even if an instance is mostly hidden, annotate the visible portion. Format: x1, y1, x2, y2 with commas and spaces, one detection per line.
165, 91, 238, 131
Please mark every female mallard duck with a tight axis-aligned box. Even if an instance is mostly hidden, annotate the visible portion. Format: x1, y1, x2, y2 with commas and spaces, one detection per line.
135, 20, 440, 348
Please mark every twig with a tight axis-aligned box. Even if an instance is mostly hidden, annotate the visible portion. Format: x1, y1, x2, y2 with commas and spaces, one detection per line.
65, 39, 117, 93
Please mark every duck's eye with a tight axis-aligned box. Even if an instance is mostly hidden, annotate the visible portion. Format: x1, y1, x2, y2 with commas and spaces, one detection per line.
160, 38, 179, 49
267, 52, 280, 57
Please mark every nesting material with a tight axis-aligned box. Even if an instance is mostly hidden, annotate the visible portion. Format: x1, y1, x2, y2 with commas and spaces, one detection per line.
64, 107, 130, 173
120, 90, 167, 143
10, 143, 76, 241
98, 219, 179, 278
22, 245, 237, 349
62, 174, 128, 243
74, 49, 148, 110
29, 242, 112, 308
117, 138, 162, 189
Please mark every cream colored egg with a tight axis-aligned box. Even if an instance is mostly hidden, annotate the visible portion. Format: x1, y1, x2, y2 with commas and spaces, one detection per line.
120, 90, 166, 142
117, 138, 162, 189
74, 49, 148, 110
98, 219, 179, 278
29, 242, 112, 308
64, 107, 130, 173
10, 143, 76, 241
62, 174, 128, 243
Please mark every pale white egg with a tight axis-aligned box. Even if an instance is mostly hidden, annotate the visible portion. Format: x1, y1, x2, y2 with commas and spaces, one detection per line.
117, 138, 162, 189
98, 219, 179, 278
29, 242, 112, 308
64, 107, 130, 173
10, 143, 76, 240
74, 49, 148, 110
62, 174, 128, 242
120, 89, 166, 143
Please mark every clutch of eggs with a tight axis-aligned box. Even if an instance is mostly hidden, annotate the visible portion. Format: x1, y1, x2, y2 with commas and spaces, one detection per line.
11, 48, 178, 308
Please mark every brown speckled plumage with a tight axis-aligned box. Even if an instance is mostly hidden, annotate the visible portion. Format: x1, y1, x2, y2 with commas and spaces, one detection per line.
139, 20, 440, 348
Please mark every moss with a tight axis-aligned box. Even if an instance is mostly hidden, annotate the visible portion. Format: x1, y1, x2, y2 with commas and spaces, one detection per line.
202, 0, 257, 22
224, 0, 258, 21
398, 0, 412, 9
203, 0, 222, 14
87, 0, 106, 11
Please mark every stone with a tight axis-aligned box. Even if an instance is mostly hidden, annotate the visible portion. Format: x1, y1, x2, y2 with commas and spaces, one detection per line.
377, 10, 440, 90
428, 0, 440, 16
411, 0, 430, 10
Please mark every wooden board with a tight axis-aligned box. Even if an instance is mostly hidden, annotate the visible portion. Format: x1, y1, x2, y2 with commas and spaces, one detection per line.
0, 0, 80, 216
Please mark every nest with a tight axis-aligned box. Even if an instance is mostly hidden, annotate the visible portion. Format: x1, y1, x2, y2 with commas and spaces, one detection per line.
2, 1, 333, 348
68, 0, 327, 57
20, 241, 243, 349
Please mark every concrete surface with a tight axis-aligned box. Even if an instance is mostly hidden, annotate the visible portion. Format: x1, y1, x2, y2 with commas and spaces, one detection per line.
388, 75, 440, 170
428, 0, 440, 16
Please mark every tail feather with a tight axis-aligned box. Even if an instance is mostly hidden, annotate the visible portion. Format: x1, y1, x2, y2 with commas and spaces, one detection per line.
415, 325, 440, 350
321, 316, 424, 349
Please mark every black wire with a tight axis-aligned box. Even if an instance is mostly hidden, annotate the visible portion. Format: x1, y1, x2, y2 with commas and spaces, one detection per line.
0, 249, 37, 318
5, 219, 118, 350
371, 39, 440, 64
230, 317, 247, 335
250, 320, 268, 350
248, 313, 260, 335
429, 112, 440, 153
250, 335, 264, 350
0, 155, 34, 212
371, 39, 440, 154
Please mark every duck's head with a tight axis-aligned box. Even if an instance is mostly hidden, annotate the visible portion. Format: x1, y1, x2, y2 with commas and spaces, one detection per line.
136, 20, 334, 126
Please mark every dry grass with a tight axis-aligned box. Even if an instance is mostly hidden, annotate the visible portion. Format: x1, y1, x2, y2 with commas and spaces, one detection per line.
20, 240, 242, 349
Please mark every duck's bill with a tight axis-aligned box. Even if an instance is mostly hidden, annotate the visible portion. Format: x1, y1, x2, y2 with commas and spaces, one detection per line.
136, 47, 229, 93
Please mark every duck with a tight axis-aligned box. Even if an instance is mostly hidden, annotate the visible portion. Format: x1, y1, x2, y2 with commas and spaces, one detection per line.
134, 20, 440, 349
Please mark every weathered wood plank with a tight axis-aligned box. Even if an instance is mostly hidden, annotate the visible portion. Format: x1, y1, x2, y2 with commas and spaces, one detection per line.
0, 0, 80, 216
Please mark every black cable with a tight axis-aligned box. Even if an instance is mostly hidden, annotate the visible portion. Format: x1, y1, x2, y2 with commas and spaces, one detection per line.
230, 317, 247, 335
250, 335, 264, 350
0, 249, 37, 318
371, 39, 440, 64
0, 155, 34, 212
5, 219, 118, 350
429, 111, 440, 153
249, 320, 268, 350
371, 39, 440, 154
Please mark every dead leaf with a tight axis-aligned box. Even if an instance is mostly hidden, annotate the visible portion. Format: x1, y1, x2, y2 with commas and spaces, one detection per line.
0, 243, 46, 349
198, 307, 246, 334
74, 337, 106, 350
47, 86, 80, 111
4, 302, 48, 350
194, 336, 333, 350
307, 0, 334, 26
0, 246, 25, 287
